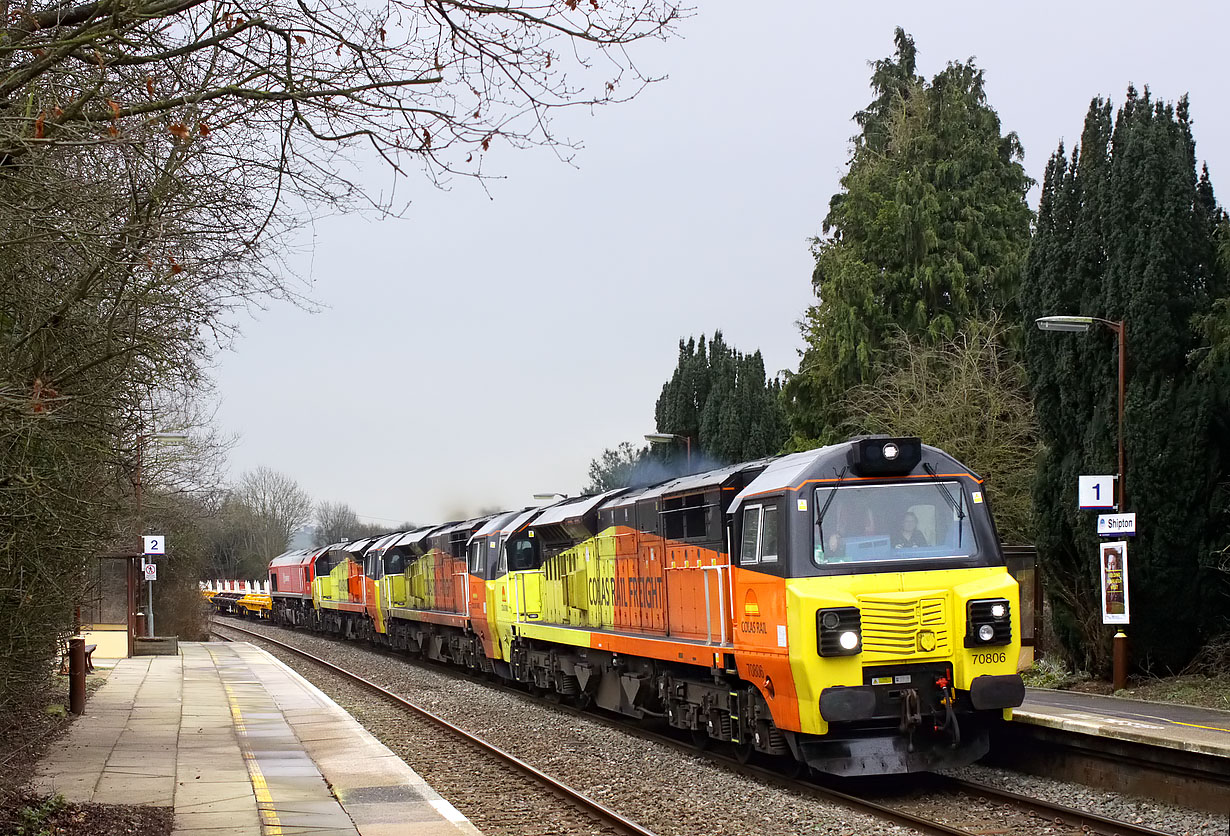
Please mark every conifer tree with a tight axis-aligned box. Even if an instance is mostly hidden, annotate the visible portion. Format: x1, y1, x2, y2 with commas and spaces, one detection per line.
1022, 88, 1230, 672
786, 29, 1032, 443
654, 332, 787, 466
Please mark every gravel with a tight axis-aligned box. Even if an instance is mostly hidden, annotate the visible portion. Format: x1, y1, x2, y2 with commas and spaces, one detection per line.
944, 763, 1227, 836
214, 618, 1227, 836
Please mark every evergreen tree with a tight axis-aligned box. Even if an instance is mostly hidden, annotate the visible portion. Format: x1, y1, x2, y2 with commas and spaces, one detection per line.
1022, 88, 1230, 673
654, 332, 788, 466
786, 28, 1033, 443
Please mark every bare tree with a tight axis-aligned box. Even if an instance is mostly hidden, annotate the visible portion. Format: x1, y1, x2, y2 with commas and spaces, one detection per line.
313, 500, 361, 547
314, 500, 405, 546
841, 318, 1039, 544
0, 0, 681, 714
231, 466, 312, 559
1, 0, 682, 184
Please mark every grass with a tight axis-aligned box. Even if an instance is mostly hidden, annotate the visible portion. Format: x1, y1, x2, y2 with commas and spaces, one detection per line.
1019, 656, 1092, 690
1021, 657, 1230, 711
1115, 674, 1230, 712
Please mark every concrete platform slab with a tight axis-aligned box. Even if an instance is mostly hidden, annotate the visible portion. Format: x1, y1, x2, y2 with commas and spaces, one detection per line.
1014, 687, 1230, 757
29, 641, 481, 836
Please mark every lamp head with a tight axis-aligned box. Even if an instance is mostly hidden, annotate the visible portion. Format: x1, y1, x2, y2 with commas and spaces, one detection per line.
1036, 315, 1094, 333
644, 433, 680, 444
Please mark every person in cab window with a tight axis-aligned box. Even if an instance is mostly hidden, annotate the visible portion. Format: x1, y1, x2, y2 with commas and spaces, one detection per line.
893, 511, 928, 549
825, 506, 877, 556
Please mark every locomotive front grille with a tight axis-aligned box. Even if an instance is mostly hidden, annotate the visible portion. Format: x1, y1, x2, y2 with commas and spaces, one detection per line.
858, 596, 950, 658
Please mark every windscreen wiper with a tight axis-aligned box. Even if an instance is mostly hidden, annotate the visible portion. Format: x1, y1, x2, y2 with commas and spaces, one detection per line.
923, 463, 965, 546
815, 466, 847, 547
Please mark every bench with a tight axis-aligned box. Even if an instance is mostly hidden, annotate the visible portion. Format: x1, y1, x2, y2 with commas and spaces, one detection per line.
61, 643, 97, 674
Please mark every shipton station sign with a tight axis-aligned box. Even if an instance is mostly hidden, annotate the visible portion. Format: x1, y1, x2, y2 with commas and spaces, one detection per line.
1097, 513, 1137, 536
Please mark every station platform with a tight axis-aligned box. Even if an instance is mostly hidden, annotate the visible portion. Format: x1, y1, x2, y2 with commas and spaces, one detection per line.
1014, 687, 1230, 758
30, 641, 480, 836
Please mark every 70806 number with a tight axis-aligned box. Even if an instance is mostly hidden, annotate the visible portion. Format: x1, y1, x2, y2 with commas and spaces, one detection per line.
971, 652, 1007, 665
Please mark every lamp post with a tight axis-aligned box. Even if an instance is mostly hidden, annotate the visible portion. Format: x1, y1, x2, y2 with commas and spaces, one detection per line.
532, 492, 568, 502
135, 429, 188, 638
1035, 316, 1127, 508
645, 432, 691, 470
1035, 314, 1128, 688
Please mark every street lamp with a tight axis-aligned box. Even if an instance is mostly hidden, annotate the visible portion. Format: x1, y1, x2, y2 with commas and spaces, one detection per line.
533, 492, 568, 502
1035, 314, 1128, 688
645, 432, 691, 470
1034, 316, 1126, 508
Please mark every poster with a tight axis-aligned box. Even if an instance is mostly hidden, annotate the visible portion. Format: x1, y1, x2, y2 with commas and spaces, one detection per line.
1099, 540, 1129, 625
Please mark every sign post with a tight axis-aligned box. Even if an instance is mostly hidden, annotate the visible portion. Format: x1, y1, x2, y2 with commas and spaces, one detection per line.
142, 535, 164, 637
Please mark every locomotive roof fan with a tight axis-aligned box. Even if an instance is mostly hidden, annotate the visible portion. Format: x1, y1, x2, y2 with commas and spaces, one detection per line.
847, 436, 922, 476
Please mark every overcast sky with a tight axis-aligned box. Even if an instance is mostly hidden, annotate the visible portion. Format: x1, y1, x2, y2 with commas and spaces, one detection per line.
211, 1, 1229, 526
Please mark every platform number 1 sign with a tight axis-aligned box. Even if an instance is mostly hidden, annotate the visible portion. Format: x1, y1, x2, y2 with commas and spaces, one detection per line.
1077, 475, 1116, 509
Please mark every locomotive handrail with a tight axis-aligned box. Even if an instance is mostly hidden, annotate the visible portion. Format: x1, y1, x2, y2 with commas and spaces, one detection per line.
699, 564, 728, 644
453, 569, 469, 616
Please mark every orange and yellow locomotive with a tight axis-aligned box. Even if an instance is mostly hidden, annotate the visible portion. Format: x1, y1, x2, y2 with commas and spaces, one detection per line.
268, 437, 1025, 775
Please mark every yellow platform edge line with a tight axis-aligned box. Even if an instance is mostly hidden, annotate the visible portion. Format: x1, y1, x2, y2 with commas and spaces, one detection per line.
209, 646, 285, 836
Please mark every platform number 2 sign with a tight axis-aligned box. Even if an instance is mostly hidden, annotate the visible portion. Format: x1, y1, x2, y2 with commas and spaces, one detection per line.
143, 535, 165, 555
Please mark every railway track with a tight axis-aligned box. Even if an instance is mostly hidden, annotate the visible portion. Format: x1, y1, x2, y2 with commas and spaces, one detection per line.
213, 619, 1182, 836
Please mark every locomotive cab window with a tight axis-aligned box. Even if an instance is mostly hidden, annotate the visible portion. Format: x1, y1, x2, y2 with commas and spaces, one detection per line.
740, 503, 779, 565
469, 542, 483, 574
740, 506, 760, 564
383, 551, 405, 576
813, 481, 977, 566
506, 537, 539, 571
317, 552, 334, 576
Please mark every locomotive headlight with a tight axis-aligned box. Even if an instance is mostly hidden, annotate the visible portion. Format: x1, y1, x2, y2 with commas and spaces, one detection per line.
816, 607, 862, 656
882, 442, 899, 461
965, 598, 1012, 647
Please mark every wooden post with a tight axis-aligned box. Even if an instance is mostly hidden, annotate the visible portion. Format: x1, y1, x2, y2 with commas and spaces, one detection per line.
126, 556, 137, 657
1113, 631, 1129, 691
69, 637, 86, 714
